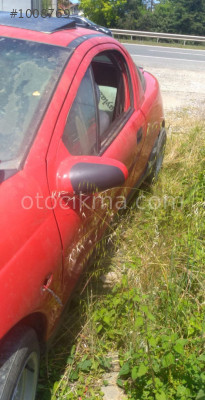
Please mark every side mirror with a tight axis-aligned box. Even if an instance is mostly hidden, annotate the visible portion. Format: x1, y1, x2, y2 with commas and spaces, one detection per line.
56, 156, 128, 195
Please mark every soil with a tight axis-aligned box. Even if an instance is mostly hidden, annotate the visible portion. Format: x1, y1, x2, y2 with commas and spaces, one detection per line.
144, 67, 205, 115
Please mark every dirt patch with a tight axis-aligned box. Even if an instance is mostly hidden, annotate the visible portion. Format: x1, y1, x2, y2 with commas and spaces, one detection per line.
144, 67, 205, 114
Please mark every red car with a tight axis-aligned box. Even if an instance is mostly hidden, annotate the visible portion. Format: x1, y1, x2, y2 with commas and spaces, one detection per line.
0, 13, 166, 400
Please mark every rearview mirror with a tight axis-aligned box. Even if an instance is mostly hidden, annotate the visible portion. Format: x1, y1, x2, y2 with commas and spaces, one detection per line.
56, 156, 128, 195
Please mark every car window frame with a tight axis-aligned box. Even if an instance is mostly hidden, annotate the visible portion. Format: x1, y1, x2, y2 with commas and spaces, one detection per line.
46, 43, 136, 163
91, 49, 134, 155
60, 49, 134, 158
90, 66, 101, 153
136, 65, 146, 92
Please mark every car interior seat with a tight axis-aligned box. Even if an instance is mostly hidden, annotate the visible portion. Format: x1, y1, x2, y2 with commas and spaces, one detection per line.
95, 84, 110, 136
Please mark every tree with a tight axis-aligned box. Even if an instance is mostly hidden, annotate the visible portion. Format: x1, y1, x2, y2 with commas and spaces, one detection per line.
80, 0, 205, 34
80, 0, 127, 27
147, 0, 205, 34
143, 0, 156, 12
117, 0, 145, 29
168, 0, 205, 34
152, 1, 175, 32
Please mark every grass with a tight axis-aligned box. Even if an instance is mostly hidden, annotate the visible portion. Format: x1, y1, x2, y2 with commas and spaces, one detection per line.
116, 38, 205, 50
37, 110, 205, 400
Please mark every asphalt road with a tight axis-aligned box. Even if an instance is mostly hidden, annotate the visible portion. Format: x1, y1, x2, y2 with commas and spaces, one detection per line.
123, 43, 205, 71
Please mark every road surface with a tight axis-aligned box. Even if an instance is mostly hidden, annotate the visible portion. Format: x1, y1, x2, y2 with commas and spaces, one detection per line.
124, 43, 205, 71
124, 43, 205, 112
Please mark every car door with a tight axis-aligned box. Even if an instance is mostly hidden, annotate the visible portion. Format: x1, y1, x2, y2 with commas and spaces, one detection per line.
46, 44, 146, 301
90, 49, 147, 186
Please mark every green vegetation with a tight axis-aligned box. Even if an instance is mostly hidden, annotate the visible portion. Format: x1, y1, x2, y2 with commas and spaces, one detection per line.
80, 0, 205, 35
42, 0, 52, 9
37, 112, 205, 399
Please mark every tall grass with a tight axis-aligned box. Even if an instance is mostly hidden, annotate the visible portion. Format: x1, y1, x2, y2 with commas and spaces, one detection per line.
37, 112, 205, 399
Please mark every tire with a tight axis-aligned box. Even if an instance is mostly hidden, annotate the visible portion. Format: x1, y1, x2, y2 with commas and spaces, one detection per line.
146, 130, 167, 184
0, 325, 40, 400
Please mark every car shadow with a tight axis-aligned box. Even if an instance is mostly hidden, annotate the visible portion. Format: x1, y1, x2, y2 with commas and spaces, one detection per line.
36, 182, 152, 400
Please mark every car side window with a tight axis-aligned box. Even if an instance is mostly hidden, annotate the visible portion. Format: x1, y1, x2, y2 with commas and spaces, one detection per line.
91, 51, 132, 143
62, 67, 97, 156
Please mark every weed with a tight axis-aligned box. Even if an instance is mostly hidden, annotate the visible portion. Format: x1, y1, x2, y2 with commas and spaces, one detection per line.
37, 113, 205, 399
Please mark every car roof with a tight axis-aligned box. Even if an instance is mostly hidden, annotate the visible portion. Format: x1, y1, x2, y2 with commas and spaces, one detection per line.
0, 11, 109, 47
0, 12, 76, 33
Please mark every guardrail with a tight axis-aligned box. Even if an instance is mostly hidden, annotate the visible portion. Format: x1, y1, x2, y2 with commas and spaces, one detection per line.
111, 29, 205, 45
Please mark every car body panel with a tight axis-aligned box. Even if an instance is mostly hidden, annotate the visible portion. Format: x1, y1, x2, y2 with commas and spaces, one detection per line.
46, 42, 147, 304
0, 163, 63, 340
0, 19, 164, 342
138, 71, 165, 170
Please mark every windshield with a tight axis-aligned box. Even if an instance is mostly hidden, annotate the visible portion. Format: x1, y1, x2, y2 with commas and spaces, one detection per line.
0, 37, 71, 169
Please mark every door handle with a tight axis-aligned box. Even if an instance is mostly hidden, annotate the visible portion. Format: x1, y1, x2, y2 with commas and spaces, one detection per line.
137, 127, 143, 144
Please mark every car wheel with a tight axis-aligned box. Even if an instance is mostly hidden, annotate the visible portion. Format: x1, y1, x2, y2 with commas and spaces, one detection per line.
146, 130, 167, 184
0, 325, 40, 400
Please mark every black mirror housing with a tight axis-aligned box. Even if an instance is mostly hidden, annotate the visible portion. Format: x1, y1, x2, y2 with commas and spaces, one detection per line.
56, 156, 128, 195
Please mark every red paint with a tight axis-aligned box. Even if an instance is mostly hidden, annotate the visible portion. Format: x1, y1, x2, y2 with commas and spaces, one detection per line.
0, 24, 164, 342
